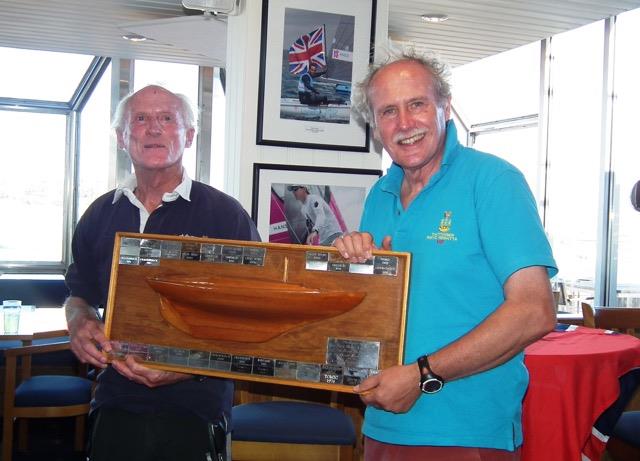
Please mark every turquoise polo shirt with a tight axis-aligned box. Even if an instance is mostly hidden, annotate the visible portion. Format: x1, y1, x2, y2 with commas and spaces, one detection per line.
360, 121, 557, 450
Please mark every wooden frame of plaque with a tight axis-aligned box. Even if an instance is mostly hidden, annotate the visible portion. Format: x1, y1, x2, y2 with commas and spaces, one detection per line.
105, 232, 410, 393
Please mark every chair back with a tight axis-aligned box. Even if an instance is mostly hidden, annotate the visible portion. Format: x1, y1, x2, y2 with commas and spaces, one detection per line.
232, 381, 359, 461
581, 302, 596, 328
594, 307, 640, 337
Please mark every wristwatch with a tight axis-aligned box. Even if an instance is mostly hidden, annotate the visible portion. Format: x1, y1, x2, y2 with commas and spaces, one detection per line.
417, 355, 444, 394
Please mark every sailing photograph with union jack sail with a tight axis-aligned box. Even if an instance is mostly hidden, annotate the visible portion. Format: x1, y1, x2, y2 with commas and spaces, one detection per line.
280, 8, 355, 124
256, 0, 375, 151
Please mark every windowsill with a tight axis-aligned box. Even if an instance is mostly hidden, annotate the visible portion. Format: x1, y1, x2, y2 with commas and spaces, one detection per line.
556, 312, 584, 326
0, 274, 64, 280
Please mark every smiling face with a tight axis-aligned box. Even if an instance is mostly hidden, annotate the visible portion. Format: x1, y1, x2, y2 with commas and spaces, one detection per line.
116, 86, 195, 173
369, 60, 451, 174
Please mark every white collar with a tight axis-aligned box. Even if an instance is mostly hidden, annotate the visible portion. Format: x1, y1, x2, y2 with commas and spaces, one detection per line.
113, 169, 192, 204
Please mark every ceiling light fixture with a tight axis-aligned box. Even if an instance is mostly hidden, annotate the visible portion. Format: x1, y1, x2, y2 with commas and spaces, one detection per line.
421, 13, 449, 23
122, 33, 148, 42
181, 0, 240, 15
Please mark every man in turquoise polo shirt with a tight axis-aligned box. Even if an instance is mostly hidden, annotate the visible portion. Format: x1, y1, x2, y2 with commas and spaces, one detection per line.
334, 50, 558, 460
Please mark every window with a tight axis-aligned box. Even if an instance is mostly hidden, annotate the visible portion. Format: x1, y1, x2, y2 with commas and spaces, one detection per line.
78, 63, 112, 218
472, 126, 540, 198
544, 21, 605, 310
452, 42, 542, 205
0, 111, 67, 264
210, 68, 226, 191
609, 8, 640, 307
452, 42, 540, 125
0, 47, 92, 101
0, 47, 223, 274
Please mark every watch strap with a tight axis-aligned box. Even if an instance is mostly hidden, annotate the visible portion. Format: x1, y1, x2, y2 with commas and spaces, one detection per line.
417, 355, 444, 393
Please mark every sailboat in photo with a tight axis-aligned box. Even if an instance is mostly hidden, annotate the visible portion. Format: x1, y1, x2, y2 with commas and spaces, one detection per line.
281, 22, 352, 123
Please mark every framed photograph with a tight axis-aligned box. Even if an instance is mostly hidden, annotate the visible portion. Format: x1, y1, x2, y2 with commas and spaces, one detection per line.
252, 163, 382, 245
256, 0, 377, 151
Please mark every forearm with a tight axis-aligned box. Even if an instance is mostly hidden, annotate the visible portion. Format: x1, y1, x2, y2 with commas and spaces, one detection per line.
65, 295, 100, 326
429, 266, 555, 381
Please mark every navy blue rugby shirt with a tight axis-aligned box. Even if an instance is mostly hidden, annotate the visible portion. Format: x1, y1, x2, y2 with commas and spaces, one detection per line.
65, 180, 261, 423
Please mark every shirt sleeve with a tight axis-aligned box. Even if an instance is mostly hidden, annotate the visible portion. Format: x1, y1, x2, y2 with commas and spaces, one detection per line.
475, 168, 558, 285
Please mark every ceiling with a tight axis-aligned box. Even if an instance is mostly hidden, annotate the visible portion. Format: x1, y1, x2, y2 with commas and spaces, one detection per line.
1, 0, 640, 68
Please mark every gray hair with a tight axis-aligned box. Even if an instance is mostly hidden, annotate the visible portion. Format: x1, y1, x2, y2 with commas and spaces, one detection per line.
352, 48, 452, 128
111, 85, 198, 131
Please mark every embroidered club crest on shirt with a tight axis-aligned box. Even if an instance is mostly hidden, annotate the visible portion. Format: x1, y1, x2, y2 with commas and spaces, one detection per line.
427, 211, 457, 244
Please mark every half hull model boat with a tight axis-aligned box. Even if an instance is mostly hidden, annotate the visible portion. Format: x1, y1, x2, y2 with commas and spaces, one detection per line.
146, 274, 366, 343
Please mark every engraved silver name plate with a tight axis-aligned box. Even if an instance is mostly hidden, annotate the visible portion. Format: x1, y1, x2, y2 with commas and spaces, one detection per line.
119, 239, 266, 267
305, 251, 398, 276
326, 338, 380, 370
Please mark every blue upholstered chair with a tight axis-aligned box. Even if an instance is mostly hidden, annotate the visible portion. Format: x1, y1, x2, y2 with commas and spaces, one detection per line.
232, 399, 357, 461
2, 340, 93, 461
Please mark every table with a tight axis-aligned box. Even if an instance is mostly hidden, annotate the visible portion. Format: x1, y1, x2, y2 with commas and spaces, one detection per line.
522, 326, 640, 461
0, 307, 68, 343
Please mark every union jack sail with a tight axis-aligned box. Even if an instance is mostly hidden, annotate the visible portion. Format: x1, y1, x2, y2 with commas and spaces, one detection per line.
287, 25, 327, 76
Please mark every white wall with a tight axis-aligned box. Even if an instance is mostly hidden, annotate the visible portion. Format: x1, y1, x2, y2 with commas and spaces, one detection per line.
223, 0, 389, 211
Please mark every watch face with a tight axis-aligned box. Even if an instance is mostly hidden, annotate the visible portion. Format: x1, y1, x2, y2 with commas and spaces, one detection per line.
421, 377, 443, 394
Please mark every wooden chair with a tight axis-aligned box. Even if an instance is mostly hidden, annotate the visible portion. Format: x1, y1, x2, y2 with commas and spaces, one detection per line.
594, 307, 640, 338
581, 302, 596, 328
2, 340, 93, 461
231, 382, 361, 461
587, 305, 640, 461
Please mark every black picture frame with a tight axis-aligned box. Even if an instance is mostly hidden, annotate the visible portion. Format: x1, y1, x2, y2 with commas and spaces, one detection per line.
256, 0, 376, 152
252, 163, 381, 244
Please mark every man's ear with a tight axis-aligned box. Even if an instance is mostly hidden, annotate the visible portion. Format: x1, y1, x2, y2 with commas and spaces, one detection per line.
444, 96, 452, 120
372, 124, 381, 142
185, 127, 195, 148
116, 128, 125, 150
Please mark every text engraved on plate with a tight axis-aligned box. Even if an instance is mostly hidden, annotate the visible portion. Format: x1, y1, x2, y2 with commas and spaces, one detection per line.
243, 247, 266, 266
349, 258, 375, 275
127, 343, 149, 360
320, 364, 344, 385
119, 238, 141, 265
373, 256, 398, 276
252, 357, 275, 376
326, 338, 380, 370
200, 244, 222, 263
342, 367, 370, 386
167, 347, 190, 366
110, 341, 129, 360
328, 253, 354, 273
209, 352, 232, 372
139, 239, 162, 266
222, 246, 243, 264
296, 363, 321, 382
306, 251, 329, 271
188, 350, 211, 369
148, 345, 170, 363
231, 355, 253, 374
160, 240, 182, 260
274, 360, 298, 379
181, 242, 202, 261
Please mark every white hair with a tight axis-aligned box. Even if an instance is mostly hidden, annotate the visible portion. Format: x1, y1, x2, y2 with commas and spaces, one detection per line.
111, 85, 198, 132
352, 47, 452, 128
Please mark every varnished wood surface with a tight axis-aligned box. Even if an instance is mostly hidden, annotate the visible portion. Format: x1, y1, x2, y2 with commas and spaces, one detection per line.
147, 273, 366, 342
105, 232, 411, 392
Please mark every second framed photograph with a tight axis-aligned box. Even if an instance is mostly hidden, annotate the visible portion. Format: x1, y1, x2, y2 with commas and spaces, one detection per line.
252, 163, 381, 245
256, 0, 376, 152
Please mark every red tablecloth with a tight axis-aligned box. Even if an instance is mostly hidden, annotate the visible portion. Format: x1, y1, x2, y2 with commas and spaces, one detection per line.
522, 327, 640, 461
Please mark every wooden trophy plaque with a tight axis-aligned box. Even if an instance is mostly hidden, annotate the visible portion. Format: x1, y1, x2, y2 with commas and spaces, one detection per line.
104, 232, 411, 393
